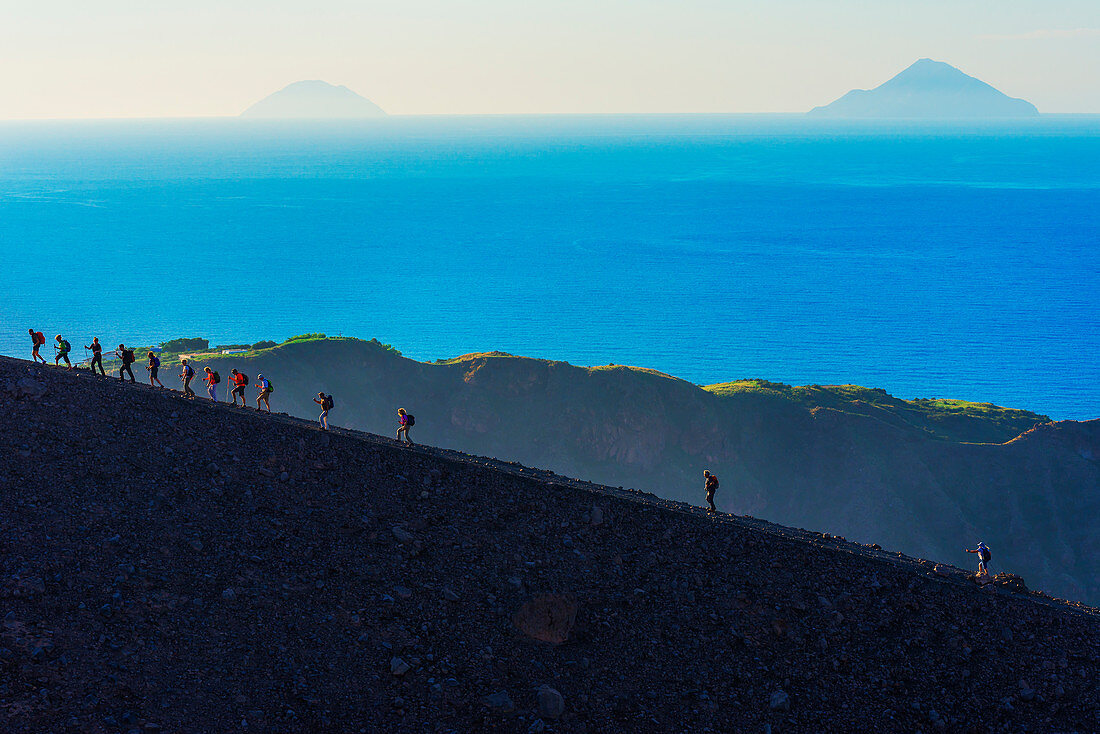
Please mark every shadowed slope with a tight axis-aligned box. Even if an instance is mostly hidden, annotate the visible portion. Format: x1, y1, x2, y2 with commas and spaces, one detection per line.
2, 356, 1098, 732
100, 338, 1100, 605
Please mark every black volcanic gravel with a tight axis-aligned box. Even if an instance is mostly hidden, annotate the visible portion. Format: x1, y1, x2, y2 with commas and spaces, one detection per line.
1, 357, 1098, 733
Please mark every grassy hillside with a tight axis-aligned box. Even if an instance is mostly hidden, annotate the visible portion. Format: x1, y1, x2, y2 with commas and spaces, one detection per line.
122, 335, 1047, 448
706, 379, 1048, 444
144, 335, 1048, 445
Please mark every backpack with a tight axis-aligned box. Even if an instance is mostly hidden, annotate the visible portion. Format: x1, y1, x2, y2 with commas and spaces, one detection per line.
406, 414, 415, 427
211, 370, 221, 384
184, 365, 194, 377
151, 356, 160, 368
240, 373, 249, 386
265, 381, 274, 393
980, 547, 991, 563
59, 340, 70, 352
707, 475, 719, 490
122, 349, 135, 364
322, 395, 334, 411
34, 332, 45, 346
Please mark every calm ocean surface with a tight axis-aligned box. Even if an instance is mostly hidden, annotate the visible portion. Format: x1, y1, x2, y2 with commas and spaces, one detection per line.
1, 115, 1097, 419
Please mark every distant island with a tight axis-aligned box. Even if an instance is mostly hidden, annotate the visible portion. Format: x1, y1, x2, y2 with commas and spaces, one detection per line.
241, 80, 386, 119
809, 58, 1039, 118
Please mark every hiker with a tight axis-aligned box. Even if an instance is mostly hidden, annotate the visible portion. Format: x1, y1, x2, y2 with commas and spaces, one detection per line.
397, 408, 415, 445
229, 369, 248, 406
115, 344, 136, 382
54, 334, 72, 369
180, 359, 196, 398
703, 470, 719, 512
203, 366, 220, 401
146, 351, 164, 388
85, 337, 105, 376
313, 392, 333, 430
256, 373, 273, 413
29, 328, 47, 363
966, 541, 993, 576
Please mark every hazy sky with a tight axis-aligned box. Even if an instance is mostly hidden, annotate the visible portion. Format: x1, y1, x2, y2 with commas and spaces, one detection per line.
1, 0, 1098, 118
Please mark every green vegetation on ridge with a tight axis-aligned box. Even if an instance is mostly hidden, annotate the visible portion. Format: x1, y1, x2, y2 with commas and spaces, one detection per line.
111, 335, 1047, 445
705, 379, 1048, 444
160, 337, 209, 353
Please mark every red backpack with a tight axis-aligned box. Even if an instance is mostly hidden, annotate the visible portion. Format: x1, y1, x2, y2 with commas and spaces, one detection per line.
34, 332, 45, 346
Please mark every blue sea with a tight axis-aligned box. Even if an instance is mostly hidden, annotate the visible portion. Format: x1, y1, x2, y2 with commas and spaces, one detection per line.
1, 115, 1097, 419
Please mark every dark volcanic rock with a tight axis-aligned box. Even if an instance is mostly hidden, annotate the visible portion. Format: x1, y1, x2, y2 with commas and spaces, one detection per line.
514, 593, 579, 645
183, 337, 1100, 605
484, 690, 516, 715
0, 355, 1098, 733
537, 685, 565, 719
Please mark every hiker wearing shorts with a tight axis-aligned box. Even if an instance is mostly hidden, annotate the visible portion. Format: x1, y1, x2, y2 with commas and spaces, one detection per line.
85, 337, 105, 376
54, 335, 72, 369
203, 366, 219, 401
397, 408, 414, 445
147, 352, 164, 388
29, 329, 47, 364
966, 541, 992, 576
256, 374, 272, 413
115, 344, 136, 382
229, 369, 247, 406
180, 359, 196, 398
313, 392, 333, 430
703, 470, 719, 513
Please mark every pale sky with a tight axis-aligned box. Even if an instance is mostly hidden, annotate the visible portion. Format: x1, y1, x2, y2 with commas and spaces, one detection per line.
1, 0, 1097, 118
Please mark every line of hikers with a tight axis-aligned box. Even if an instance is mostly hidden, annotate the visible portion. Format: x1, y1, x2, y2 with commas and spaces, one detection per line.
29, 327, 416, 441
32, 329, 155, 384
178, 360, 414, 438
32, 327, 996, 576
700, 468, 993, 576
176, 360, 275, 412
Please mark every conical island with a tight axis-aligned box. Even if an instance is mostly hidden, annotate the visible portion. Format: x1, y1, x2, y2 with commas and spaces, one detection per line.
241, 80, 386, 118
809, 58, 1038, 118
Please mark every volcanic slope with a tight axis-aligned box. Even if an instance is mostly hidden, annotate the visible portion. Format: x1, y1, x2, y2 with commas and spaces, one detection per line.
1, 356, 1098, 733
165, 337, 1100, 605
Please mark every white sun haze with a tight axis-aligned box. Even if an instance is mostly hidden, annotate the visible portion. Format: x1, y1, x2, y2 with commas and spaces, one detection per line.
0, 0, 1097, 119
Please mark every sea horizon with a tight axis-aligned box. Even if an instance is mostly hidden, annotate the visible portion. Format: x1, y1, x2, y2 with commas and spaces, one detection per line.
3, 115, 1097, 419
4, 111, 1100, 121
